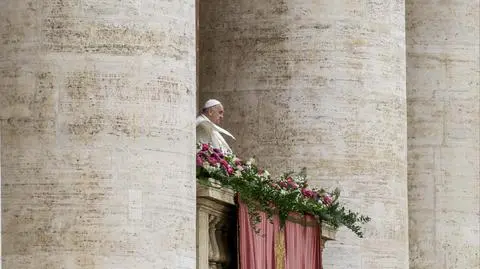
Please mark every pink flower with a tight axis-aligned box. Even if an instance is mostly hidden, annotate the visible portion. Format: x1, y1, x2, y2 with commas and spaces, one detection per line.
208, 157, 218, 165
201, 144, 210, 151
220, 159, 228, 167
287, 180, 298, 190
234, 158, 242, 166
323, 195, 333, 205
196, 156, 203, 166
301, 188, 314, 198
226, 166, 234, 175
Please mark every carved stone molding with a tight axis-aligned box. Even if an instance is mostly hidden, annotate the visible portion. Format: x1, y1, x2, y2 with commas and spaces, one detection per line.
196, 183, 236, 269
321, 223, 337, 250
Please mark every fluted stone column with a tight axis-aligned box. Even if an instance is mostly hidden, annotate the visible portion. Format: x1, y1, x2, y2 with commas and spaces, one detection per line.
0, 1, 196, 269
199, 1, 408, 268
406, 0, 480, 268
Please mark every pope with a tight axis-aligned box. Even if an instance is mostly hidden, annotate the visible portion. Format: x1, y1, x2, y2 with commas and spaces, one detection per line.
196, 99, 235, 153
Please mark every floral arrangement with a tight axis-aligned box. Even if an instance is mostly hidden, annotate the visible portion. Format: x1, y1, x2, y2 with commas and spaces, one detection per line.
196, 143, 371, 238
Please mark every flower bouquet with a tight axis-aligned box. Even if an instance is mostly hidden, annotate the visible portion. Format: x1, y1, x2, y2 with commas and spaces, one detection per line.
196, 143, 370, 237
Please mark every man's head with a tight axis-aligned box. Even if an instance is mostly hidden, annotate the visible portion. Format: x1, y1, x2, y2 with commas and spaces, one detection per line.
202, 99, 224, 125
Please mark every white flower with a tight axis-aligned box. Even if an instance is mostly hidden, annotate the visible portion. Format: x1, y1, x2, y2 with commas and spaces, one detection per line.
204, 165, 219, 173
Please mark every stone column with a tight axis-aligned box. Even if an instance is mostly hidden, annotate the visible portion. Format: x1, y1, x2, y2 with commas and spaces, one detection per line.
406, 0, 480, 268
0, 1, 196, 269
199, 1, 408, 269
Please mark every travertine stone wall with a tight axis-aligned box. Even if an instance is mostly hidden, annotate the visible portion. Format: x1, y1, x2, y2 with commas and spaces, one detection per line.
0, 1, 196, 269
406, 0, 480, 268
199, 1, 408, 269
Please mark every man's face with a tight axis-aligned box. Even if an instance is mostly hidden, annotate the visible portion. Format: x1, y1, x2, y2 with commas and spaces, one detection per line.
207, 104, 224, 125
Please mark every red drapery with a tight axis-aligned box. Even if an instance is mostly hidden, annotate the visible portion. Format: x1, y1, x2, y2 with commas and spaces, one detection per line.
238, 202, 322, 269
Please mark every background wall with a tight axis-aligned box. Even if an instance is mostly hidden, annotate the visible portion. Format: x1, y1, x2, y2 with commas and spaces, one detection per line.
199, 0, 409, 268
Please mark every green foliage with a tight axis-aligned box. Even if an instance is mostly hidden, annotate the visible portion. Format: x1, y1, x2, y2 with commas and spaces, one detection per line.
196, 143, 371, 238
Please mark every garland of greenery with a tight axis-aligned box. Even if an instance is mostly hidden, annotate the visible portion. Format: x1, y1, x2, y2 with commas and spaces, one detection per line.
196, 143, 371, 238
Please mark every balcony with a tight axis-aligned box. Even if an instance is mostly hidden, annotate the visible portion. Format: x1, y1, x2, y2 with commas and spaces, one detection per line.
196, 183, 337, 269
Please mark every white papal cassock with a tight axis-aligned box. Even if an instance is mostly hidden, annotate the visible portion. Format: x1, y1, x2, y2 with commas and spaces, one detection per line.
196, 114, 235, 153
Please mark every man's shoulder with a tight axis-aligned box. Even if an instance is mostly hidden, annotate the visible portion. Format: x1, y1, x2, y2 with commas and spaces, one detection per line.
196, 123, 209, 131
196, 115, 212, 128
196, 118, 212, 134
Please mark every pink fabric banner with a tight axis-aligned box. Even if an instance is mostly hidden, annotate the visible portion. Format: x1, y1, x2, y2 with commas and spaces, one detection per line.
238, 201, 280, 269
284, 215, 322, 269
238, 202, 322, 269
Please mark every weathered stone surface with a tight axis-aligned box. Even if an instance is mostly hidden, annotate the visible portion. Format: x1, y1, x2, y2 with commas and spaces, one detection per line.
198, 0, 408, 268
196, 184, 236, 269
406, 0, 480, 268
0, 1, 196, 268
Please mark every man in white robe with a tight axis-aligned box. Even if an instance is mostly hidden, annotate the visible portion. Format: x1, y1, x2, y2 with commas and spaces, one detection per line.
196, 99, 235, 153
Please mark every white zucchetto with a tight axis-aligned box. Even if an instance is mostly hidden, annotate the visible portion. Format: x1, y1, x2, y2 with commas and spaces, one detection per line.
203, 99, 221, 110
